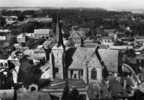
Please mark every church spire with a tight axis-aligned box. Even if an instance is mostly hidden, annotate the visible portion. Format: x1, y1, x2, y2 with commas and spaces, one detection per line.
56, 16, 64, 47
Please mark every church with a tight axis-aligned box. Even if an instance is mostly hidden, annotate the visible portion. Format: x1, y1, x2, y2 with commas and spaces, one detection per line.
42, 17, 119, 100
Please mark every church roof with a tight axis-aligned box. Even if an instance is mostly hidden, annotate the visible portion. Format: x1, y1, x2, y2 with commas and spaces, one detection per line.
99, 49, 119, 72
69, 47, 119, 72
69, 47, 97, 69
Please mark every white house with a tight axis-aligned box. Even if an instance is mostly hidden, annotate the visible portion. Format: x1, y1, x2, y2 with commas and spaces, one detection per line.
17, 34, 26, 43
0, 59, 8, 69
32, 29, 52, 39
0, 29, 11, 41
101, 37, 114, 48
24, 48, 46, 61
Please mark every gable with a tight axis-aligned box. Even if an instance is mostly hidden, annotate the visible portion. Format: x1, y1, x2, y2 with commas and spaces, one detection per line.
86, 54, 102, 69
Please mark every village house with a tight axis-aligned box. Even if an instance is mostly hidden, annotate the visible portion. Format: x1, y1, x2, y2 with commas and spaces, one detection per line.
103, 29, 116, 36
0, 59, 8, 69
69, 27, 89, 47
17, 34, 26, 43
0, 29, 11, 41
136, 55, 144, 68
32, 29, 52, 39
110, 45, 133, 50
100, 36, 114, 48
32, 17, 53, 23
23, 48, 47, 63
135, 36, 144, 46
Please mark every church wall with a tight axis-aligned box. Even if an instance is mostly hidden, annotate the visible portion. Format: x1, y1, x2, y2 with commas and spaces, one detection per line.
51, 46, 64, 79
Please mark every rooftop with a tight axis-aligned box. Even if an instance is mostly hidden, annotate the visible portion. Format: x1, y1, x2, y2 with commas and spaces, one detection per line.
44, 79, 86, 89
69, 47, 96, 69
34, 29, 52, 34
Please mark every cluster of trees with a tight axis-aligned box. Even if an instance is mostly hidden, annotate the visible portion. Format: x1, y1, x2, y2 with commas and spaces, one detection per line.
25, 37, 46, 49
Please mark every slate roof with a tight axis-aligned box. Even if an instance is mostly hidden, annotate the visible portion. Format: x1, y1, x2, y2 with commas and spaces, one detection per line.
99, 49, 119, 72
34, 29, 51, 35
69, 47, 96, 69
69, 47, 119, 72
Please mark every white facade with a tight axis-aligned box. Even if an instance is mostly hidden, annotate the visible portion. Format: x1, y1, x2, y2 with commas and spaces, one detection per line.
50, 45, 64, 79
17, 34, 26, 43
32, 29, 52, 39
0, 59, 8, 69
101, 38, 114, 47
0, 36, 6, 40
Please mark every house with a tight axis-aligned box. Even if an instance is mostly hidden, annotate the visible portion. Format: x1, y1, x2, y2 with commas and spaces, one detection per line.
23, 48, 46, 61
0, 59, 8, 69
100, 36, 114, 48
103, 29, 116, 36
135, 36, 144, 45
70, 30, 83, 47
17, 34, 26, 43
70, 27, 88, 47
0, 29, 11, 41
32, 29, 52, 39
136, 55, 144, 68
120, 37, 134, 45
32, 17, 53, 23
110, 45, 133, 50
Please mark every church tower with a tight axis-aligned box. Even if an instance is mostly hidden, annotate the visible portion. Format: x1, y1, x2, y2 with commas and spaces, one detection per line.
50, 16, 65, 80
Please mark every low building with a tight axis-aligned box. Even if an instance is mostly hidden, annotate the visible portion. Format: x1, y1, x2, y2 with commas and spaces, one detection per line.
70, 27, 89, 47
0, 29, 11, 41
0, 59, 8, 69
100, 36, 114, 48
110, 45, 133, 50
103, 29, 116, 35
32, 17, 53, 23
32, 29, 52, 39
24, 48, 46, 61
135, 36, 144, 45
17, 34, 26, 43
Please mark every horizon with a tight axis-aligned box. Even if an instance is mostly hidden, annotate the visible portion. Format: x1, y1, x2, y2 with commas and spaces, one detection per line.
0, 0, 144, 11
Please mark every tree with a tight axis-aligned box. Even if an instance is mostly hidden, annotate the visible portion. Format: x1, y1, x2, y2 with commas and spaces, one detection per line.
0, 17, 6, 27
21, 23, 34, 33
18, 14, 25, 21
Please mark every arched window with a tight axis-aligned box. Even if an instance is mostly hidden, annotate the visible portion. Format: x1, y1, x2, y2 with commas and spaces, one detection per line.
0, 63, 3, 68
91, 68, 97, 80
4, 63, 8, 68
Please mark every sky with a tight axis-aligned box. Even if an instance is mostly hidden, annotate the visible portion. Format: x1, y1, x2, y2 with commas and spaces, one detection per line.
0, 0, 144, 10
